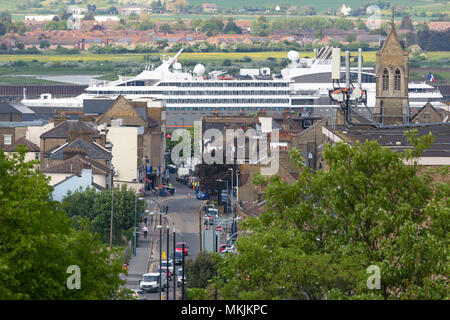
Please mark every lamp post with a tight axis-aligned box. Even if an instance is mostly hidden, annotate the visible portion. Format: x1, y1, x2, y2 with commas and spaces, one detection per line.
133, 193, 144, 256
217, 179, 229, 214
109, 164, 114, 250
228, 168, 233, 217
172, 227, 185, 300
148, 198, 165, 300
166, 223, 170, 299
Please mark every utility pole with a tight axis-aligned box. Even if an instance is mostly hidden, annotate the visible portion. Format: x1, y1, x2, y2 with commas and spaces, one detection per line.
109, 166, 114, 250
173, 229, 176, 300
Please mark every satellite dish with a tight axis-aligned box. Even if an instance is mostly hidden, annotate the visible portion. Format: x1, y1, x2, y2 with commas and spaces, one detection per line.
194, 64, 205, 76
288, 50, 299, 62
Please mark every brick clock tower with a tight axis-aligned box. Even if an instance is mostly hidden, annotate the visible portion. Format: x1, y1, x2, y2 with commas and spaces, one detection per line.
374, 20, 409, 125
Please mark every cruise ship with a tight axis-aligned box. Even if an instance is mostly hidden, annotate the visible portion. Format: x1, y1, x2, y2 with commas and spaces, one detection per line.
20, 47, 444, 125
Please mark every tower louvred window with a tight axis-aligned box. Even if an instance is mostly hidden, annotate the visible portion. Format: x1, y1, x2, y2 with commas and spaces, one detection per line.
394, 69, 401, 91
383, 69, 389, 91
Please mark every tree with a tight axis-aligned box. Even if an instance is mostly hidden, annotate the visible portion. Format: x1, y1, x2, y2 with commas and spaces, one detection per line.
0, 22, 5, 36
185, 252, 217, 289
224, 18, 242, 34
62, 185, 143, 245
250, 16, 269, 36
108, 6, 118, 15
159, 23, 172, 33
400, 14, 414, 30
190, 18, 202, 31
333, 18, 355, 31
214, 131, 449, 300
39, 40, 50, 49
173, 0, 190, 14
345, 34, 356, 42
82, 12, 95, 21
0, 147, 128, 299
173, 17, 186, 30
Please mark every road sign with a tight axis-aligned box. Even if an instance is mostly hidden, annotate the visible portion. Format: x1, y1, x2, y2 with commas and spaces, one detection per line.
162, 251, 166, 260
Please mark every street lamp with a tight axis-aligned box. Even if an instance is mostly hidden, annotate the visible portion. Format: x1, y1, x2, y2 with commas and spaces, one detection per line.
172, 227, 186, 301
217, 179, 229, 215
148, 199, 166, 300
109, 164, 115, 250
134, 192, 144, 256
228, 168, 233, 217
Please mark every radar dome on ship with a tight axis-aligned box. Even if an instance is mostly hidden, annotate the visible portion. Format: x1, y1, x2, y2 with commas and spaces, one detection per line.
288, 50, 299, 61
173, 62, 182, 70
194, 64, 205, 76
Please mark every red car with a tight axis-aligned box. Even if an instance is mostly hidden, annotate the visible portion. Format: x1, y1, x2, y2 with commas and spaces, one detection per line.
219, 244, 232, 253
175, 242, 188, 256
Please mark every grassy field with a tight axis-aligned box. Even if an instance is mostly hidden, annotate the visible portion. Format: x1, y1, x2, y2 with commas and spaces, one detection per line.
188, 0, 434, 10
0, 51, 378, 63
0, 76, 65, 84
1, 0, 440, 13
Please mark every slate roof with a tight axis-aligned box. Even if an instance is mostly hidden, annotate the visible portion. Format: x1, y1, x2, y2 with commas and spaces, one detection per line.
48, 137, 111, 161
0, 102, 20, 114
42, 154, 110, 175
40, 120, 99, 139
332, 122, 450, 158
3, 136, 40, 152
83, 99, 116, 115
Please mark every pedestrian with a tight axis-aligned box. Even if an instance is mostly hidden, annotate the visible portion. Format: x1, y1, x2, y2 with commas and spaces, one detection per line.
144, 215, 148, 226
142, 225, 148, 239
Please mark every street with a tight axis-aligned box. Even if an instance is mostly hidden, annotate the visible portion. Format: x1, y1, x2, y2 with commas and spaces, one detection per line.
125, 175, 205, 300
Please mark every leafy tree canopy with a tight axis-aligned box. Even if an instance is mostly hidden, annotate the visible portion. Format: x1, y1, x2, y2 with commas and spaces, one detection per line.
214, 131, 449, 300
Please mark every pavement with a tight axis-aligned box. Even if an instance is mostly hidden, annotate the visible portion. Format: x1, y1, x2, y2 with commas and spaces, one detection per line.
124, 177, 204, 300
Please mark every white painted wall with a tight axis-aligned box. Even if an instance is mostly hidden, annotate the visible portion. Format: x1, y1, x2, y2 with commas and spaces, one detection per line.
46, 172, 107, 187
26, 123, 54, 146
108, 126, 139, 182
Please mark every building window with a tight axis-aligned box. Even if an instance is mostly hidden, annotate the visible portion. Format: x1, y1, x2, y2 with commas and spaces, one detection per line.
382, 69, 389, 91
394, 69, 401, 91
35, 152, 39, 160
4, 135, 12, 145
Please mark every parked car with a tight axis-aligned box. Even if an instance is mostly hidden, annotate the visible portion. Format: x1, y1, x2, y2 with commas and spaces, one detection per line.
197, 193, 210, 200
219, 244, 233, 253
139, 273, 167, 292
177, 268, 186, 287
170, 252, 184, 265
204, 208, 218, 225
130, 289, 146, 300
160, 260, 174, 274
175, 242, 188, 256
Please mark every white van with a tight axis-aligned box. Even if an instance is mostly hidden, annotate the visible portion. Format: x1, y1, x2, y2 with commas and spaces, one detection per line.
139, 273, 167, 293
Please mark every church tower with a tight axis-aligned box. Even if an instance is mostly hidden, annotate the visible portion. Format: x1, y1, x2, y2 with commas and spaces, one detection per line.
374, 19, 409, 125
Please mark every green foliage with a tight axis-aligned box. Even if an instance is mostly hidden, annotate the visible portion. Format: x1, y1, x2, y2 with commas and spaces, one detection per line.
224, 18, 242, 34
215, 131, 449, 300
250, 15, 269, 36
0, 147, 127, 299
184, 251, 218, 289
62, 184, 144, 245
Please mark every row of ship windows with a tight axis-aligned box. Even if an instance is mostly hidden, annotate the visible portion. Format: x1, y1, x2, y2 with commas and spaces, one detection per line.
167, 107, 303, 111
158, 82, 290, 88
93, 91, 161, 95
164, 91, 289, 96
166, 99, 290, 104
